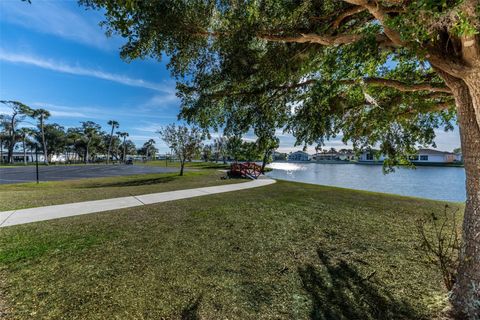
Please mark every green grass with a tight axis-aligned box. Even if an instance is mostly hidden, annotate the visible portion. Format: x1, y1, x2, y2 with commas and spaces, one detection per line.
142, 160, 230, 170
0, 170, 238, 211
0, 180, 462, 319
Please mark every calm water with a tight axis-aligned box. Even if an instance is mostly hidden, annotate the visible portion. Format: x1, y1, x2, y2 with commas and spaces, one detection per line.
266, 162, 466, 202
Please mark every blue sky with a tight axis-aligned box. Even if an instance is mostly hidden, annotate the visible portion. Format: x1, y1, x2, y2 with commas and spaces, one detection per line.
0, 0, 461, 153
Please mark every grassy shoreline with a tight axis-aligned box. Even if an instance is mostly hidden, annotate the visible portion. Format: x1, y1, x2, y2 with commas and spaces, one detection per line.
0, 177, 462, 319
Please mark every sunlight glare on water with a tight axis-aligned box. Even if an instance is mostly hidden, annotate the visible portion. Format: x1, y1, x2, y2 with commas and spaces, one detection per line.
266, 162, 465, 202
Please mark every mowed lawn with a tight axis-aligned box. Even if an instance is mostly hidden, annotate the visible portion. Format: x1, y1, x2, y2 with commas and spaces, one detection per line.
0, 180, 462, 319
0, 169, 236, 211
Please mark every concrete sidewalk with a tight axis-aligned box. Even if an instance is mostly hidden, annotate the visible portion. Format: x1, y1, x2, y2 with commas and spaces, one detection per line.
0, 178, 276, 228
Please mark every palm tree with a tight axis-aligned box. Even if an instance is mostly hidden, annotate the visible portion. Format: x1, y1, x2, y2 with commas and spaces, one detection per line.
145, 139, 156, 160
18, 127, 34, 165
31, 108, 51, 165
106, 120, 119, 164
66, 128, 82, 163
80, 121, 101, 164
0, 101, 33, 163
116, 131, 129, 162
0, 127, 7, 164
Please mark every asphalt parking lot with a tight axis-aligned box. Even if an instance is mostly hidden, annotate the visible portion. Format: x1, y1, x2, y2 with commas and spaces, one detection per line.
0, 165, 179, 184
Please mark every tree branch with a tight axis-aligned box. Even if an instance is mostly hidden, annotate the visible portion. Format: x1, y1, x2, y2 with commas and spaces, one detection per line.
342, 0, 405, 46
342, 0, 472, 77
257, 33, 364, 46
332, 6, 366, 30
200, 77, 451, 101
194, 29, 395, 48
341, 78, 452, 93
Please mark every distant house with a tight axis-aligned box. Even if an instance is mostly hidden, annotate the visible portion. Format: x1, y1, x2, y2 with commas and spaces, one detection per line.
288, 151, 310, 162
338, 150, 356, 161
312, 152, 338, 161
410, 149, 456, 164
359, 148, 458, 164
0, 151, 45, 163
312, 149, 356, 162
273, 151, 287, 161
455, 152, 463, 162
358, 150, 386, 162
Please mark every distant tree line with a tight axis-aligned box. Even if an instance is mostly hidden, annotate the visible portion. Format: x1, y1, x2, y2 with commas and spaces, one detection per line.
160, 125, 279, 174
0, 100, 137, 164
1, 101, 279, 170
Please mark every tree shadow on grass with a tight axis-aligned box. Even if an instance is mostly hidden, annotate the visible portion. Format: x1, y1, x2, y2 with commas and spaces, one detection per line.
181, 296, 202, 320
299, 249, 423, 320
82, 176, 177, 188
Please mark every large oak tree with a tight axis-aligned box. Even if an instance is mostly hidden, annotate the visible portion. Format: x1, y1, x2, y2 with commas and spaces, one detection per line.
80, 0, 480, 316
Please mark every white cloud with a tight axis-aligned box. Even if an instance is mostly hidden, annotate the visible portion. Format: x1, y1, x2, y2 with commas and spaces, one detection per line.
0, 0, 115, 50
0, 51, 172, 93
433, 128, 461, 152
133, 123, 162, 133
142, 93, 179, 109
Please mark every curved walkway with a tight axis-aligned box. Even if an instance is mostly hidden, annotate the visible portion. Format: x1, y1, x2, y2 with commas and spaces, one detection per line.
0, 178, 276, 228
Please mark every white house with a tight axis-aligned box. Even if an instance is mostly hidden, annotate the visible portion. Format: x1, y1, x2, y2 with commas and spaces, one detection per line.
455, 152, 463, 162
313, 150, 356, 161
410, 149, 456, 164
1, 151, 45, 163
288, 151, 310, 162
312, 152, 337, 161
358, 150, 386, 162
359, 148, 457, 164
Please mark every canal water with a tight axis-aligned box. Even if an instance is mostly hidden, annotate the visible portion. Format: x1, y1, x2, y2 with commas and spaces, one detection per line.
266, 162, 466, 202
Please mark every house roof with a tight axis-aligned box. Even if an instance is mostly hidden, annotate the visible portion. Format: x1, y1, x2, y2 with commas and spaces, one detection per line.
417, 148, 454, 155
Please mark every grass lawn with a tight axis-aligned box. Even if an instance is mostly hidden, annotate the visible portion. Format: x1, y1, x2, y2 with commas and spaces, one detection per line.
0, 179, 462, 319
0, 170, 238, 211
142, 160, 230, 170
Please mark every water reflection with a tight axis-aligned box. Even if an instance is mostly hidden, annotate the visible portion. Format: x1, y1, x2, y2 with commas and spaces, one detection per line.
266, 162, 466, 202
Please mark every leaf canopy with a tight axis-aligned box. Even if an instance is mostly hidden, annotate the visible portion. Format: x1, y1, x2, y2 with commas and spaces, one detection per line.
80, 0, 476, 164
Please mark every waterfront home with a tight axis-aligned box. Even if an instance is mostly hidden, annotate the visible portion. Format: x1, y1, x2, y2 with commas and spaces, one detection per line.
273, 151, 288, 161
312, 149, 356, 161
288, 150, 310, 161
312, 152, 338, 161
358, 150, 386, 162
455, 152, 463, 162
359, 148, 459, 164
410, 148, 457, 164
338, 149, 356, 161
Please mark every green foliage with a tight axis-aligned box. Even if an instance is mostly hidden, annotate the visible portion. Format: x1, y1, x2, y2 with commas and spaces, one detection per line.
158, 124, 204, 174
78, 0, 467, 168
138, 139, 157, 159
37, 123, 67, 158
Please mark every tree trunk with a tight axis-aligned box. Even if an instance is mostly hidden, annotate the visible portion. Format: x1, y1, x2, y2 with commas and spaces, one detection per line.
23, 139, 27, 165
261, 150, 269, 173
8, 117, 15, 164
443, 72, 480, 318
40, 115, 48, 165
84, 145, 89, 164
180, 161, 185, 176
107, 126, 114, 165
123, 137, 127, 162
